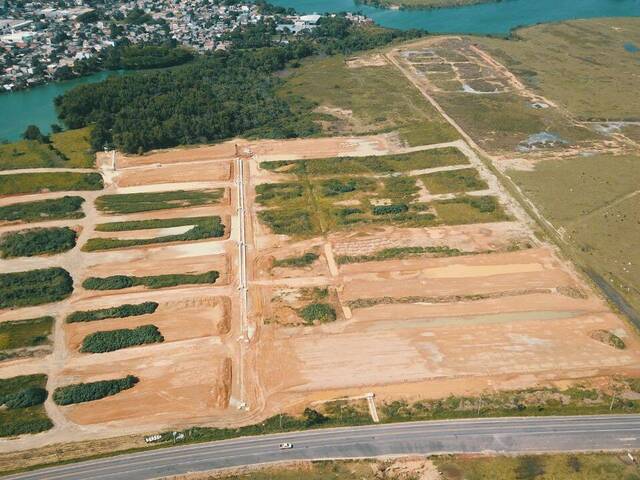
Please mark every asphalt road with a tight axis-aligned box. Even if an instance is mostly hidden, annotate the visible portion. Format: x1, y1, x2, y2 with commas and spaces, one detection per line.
5, 415, 640, 480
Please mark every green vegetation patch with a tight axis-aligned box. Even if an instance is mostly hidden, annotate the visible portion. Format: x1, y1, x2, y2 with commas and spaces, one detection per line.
434, 195, 509, 224
80, 325, 164, 353
273, 252, 319, 268
53, 375, 139, 406
0, 196, 85, 224
95, 189, 224, 215
84, 216, 224, 251
0, 374, 53, 437
0, 316, 53, 355
299, 303, 337, 324
255, 182, 305, 205
0, 268, 73, 309
0, 140, 62, 171
66, 302, 159, 323
261, 148, 467, 177
336, 245, 467, 264
591, 330, 626, 350
258, 209, 319, 236
420, 167, 488, 194
0, 227, 77, 258
0, 172, 103, 196
49, 127, 95, 168
82, 271, 219, 291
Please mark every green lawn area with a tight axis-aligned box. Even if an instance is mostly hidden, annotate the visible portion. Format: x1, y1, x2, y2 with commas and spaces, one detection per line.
0, 127, 94, 170
281, 55, 458, 146
420, 167, 488, 194
0, 374, 53, 437
0, 317, 53, 352
0, 172, 103, 195
95, 189, 224, 214
508, 153, 640, 315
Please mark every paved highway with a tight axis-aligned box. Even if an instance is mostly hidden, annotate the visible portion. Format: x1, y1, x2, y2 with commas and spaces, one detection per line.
5, 415, 640, 480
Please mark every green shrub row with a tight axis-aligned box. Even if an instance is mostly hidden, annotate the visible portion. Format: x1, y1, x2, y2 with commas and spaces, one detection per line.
0, 387, 48, 409
273, 252, 319, 268
66, 302, 159, 323
0, 267, 73, 309
0, 374, 52, 438
82, 271, 219, 291
0, 417, 53, 438
83, 217, 224, 251
372, 204, 409, 215
80, 325, 164, 353
95, 189, 224, 215
53, 375, 139, 405
0, 227, 77, 258
336, 245, 467, 264
299, 303, 337, 324
95, 216, 218, 232
0, 172, 103, 196
0, 196, 84, 224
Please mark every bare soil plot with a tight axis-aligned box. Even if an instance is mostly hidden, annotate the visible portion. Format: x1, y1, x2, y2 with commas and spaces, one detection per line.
114, 160, 232, 187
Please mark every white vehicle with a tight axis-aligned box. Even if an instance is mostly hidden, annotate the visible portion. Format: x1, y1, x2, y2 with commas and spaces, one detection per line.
279, 442, 293, 450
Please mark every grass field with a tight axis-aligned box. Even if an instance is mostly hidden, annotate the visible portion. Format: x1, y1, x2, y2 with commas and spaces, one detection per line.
281, 55, 458, 146
95, 189, 224, 214
0, 172, 103, 196
420, 167, 488, 193
0, 127, 94, 170
0, 374, 53, 438
0, 196, 85, 224
477, 18, 640, 120
508, 154, 640, 315
0, 316, 53, 352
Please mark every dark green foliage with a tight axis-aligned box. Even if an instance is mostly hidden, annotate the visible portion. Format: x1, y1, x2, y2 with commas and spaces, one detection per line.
66, 302, 159, 323
321, 178, 357, 196
273, 252, 319, 268
120, 46, 193, 70
303, 408, 328, 427
82, 271, 219, 291
83, 217, 224, 251
516, 456, 545, 480
0, 172, 103, 195
2, 387, 48, 409
95, 189, 223, 215
255, 182, 305, 204
299, 303, 337, 324
372, 204, 408, 215
258, 209, 317, 236
0, 268, 73, 309
80, 325, 163, 353
383, 176, 419, 201
336, 245, 466, 264
0, 196, 84, 224
53, 375, 139, 405
22, 125, 46, 143
0, 227, 77, 258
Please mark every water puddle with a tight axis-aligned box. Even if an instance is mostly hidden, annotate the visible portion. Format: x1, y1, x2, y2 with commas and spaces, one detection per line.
624, 42, 639, 53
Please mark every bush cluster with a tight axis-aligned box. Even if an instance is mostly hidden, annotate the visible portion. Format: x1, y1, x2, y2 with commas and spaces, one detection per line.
0, 227, 77, 258
1, 387, 48, 409
0, 267, 73, 309
66, 302, 159, 323
0, 196, 84, 224
53, 375, 139, 405
273, 252, 319, 268
299, 303, 337, 324
80, 325, 164, 353
372, 204, 408, 215
255, 183, 305, 204
82, 271, 219, 291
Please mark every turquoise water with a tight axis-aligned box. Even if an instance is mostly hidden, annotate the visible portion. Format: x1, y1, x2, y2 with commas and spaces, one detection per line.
625, 41, 639, 52
271, 0, 640, 34
0, 71, 122, 142
1, 0, 639, 141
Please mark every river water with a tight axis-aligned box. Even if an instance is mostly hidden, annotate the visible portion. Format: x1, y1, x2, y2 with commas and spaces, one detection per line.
1, 0, 638, 141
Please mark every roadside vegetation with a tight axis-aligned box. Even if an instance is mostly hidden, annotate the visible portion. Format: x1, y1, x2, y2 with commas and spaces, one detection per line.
95, 189, 224, 214
0, 172, 103, 196
0, 374, 53, 438
66, 302, 158, 323
0, 227, 77, 258
83, 216, 224, 251
53, 375, 139, 406
80, 325, 164, 353
0, 196, 85, 224
336, 245, 469, 264
0, 268, 74, 309
0, 317, 53, 361
82, 271, 219, 291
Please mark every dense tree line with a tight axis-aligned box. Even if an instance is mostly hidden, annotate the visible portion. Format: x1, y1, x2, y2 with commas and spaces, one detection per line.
55, 16, 423, 154
0, 268, 73, 309
53, 375, 139, 405
66, 302, 159, 323
0, 227, 77, 258
80, 325, 164, 353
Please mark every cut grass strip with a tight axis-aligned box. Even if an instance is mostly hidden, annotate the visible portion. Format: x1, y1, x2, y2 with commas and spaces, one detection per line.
0, 196, 85, 224
0, 268, 73, 309
66, 302, 159, 323
0, 317, 53, 351
82, 271, 219, 291
0, 172, 103, 195
95, 189, 224, 215
83, 217, 224, 251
